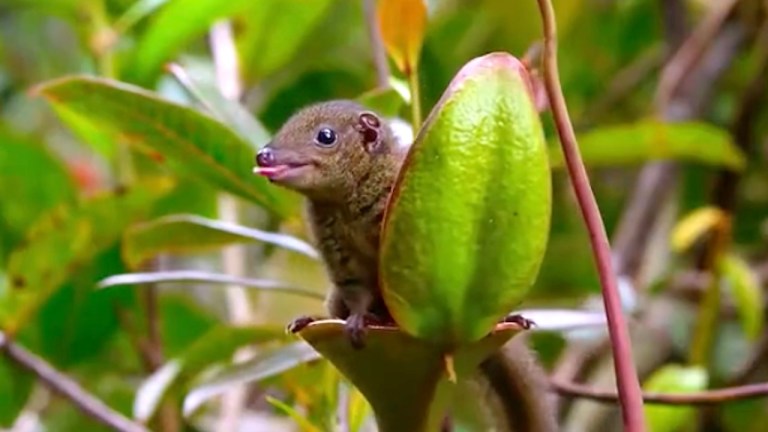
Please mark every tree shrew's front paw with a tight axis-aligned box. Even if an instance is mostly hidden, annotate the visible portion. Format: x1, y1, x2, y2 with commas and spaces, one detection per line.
344, 313, 389, 349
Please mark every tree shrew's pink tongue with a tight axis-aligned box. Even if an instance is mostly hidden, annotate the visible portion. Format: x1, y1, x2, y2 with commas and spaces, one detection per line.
252, 165, 290, 178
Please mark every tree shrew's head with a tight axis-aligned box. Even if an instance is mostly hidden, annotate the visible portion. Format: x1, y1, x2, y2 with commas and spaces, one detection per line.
253, 100, 390, 200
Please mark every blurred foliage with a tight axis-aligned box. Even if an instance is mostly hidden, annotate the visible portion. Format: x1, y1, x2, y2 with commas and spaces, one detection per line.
0, 0, 766, 431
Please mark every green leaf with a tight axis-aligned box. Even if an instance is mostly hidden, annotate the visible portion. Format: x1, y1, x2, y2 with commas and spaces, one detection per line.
167, 61, 270, 148
550, 120, 745, 170
126, 0, 253, 83
183, 341, 322, 416
380, 53, 551, 345
0, 178, 173, 333
35, 76, 291, 215
237, 0, 335, 79
0, 346, 33, 427
0, 126, 76, 238
113, 0, 170, 34
98, 270, 325, 301
265, 395, 322, 432
643, 364, 708, 432
719, 254, 765, 340
134, 324, 285, 422
122, 213, 318, 268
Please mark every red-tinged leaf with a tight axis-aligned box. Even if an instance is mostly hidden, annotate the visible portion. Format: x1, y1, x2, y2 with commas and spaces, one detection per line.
377, 0, 428, 74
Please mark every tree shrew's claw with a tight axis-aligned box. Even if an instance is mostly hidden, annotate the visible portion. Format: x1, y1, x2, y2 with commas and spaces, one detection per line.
500, 313, 536, 330
286, 315, 318, 334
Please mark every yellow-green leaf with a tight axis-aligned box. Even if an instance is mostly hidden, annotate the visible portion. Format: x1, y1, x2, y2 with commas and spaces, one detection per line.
550, 120, 745, 170
643, 364, 708, 432
0, 178, 173, 333
671, 207, 726, 253
35, 76, 291, 216
122, 213, 318, 268
265, 395, 322, 432
718, 254, 764, 340
377, 0, 427, 74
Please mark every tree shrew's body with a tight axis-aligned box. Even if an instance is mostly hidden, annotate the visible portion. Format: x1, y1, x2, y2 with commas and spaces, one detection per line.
254, 100, 557, 431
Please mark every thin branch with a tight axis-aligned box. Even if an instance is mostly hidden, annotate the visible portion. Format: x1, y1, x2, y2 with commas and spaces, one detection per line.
655, 0, 739, 110
551, 378, 768, 406
0, 332, 149, 432
534, 1, 646, 430
363, 0, 390, 88
210, 19, 254, 432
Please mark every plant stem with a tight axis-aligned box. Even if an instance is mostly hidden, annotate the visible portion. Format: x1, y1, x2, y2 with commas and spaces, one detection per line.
408, 66, 423, 134
534, 1, 646, 430
0, 332, 149, 432
551, 376, 768, 405
363, 0, 391, 89
209, 19, 254, 432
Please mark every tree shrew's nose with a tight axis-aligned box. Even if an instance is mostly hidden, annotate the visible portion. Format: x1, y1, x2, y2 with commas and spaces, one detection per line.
256, 147, 276, 167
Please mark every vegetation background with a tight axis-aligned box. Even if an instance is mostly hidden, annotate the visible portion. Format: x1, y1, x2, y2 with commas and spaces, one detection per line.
0, 0, 766, 431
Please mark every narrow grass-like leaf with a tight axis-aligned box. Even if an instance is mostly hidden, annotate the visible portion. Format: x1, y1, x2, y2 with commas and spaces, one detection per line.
134, 324, 285, 422
35, 76, 290, 215
183, 342, 321, 416
123, 213, 318, 268
98, 271, 324, 301
265, 396, 322, 432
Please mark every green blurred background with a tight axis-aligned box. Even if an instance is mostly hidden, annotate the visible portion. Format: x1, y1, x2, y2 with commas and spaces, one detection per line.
0, 0, 767, 431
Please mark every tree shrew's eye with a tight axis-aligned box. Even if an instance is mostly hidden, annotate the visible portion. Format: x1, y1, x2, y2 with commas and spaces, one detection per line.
315, 128, 337, 146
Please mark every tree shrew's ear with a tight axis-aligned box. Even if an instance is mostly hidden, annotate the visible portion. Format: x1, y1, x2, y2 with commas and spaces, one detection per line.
356, 111, 382, 154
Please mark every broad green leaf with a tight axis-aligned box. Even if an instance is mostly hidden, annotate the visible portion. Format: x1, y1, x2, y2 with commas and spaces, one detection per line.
380, 53, 551, 344
166, 61, 270, 148
296, 320, 523, 432
35, 76, 291, 215
35, 246, 135, 367
134, 324, 285, 422
122, 213, 318, 268
265, 395, 322, 432
0, 347, 33, 427
237, 0, 335, 79
643, 364, 708, 432
0, 178, 173, 334
49, 100, 118, 159
183, 341, 322, 416
126, 0, 252, 83
98, 270, 324, 301
718, 254, 764, 340
0, 126, 76, 237
550, 121, 745, 170
377, 0, 428, 74
670, 207, 725, 253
